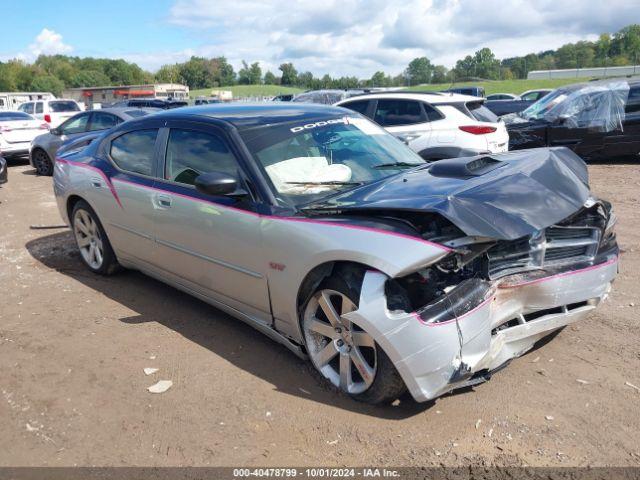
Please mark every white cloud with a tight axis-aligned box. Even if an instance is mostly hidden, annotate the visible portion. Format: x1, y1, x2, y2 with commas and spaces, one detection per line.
27, 28, 73, 58
159, 0, 637, 77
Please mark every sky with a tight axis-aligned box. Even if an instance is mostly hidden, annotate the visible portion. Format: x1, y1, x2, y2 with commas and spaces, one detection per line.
1, 0, 639, 78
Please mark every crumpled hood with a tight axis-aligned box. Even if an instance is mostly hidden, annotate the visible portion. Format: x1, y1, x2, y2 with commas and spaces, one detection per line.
305, 147, 591, 240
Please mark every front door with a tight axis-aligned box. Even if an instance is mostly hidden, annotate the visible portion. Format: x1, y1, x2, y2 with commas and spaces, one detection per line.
151, 122, 271, 320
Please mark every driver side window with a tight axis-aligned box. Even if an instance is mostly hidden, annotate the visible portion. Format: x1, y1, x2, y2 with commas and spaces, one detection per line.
165, 129, 239, 186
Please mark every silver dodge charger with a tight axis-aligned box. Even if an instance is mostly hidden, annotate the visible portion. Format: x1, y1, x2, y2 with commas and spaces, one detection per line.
53, 104, 619, 404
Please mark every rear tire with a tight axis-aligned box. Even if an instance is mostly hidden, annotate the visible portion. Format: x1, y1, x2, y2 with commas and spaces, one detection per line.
71, 200, 120, 275
302, 274, 406, 404
33, 149, 53, 176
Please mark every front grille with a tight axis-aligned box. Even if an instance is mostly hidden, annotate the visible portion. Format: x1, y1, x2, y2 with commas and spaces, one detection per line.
486, 209, 603, 279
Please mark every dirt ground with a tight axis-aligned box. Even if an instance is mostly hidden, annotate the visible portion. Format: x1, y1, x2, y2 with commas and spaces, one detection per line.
0, 159, 639, 468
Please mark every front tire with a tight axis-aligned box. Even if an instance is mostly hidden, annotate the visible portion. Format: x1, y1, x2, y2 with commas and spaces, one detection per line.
71, 200, 120, 275
32, 149, 53, 176
302, 275, 406, 404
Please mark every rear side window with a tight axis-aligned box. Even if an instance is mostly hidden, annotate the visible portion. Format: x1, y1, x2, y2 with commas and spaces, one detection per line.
89, 112, 120, 131
49, 101, 80, 112
374, 99, 425, 126
165, 129, 239, 186
625, 86, 640, 114
340, 100, 371, 117
110, 129, 158, 176
19, 103, 34, 114
467, 102, 498, 123
35, 102, 44, 114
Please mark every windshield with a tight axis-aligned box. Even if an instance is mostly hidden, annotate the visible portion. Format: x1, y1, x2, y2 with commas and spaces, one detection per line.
521, 89, 569, 120
240, 115, 426, 206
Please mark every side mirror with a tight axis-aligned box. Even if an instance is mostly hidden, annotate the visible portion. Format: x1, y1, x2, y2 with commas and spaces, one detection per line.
553, 115, 569, 126
195, 171, 244, 197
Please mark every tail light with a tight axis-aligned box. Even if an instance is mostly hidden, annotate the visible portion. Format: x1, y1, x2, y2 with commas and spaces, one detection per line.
459, 125, 496, 135
44, 114, 52, 123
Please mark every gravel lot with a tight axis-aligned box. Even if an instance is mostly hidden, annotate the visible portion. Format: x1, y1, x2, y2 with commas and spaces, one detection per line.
1, 159, 639, 468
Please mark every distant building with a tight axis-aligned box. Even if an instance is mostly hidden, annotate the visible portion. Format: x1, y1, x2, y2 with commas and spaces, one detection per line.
63, 83, 189, 109
528, 65, 640, 80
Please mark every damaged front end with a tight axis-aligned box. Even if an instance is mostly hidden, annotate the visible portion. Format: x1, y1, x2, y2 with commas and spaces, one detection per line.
343, 200, 619, 402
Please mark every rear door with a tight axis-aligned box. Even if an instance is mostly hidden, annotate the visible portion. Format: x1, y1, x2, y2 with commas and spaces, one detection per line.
100, 126, 162, 266
602, 85, 640, 158
546, 91, 605, 159
372, 98, 432, 144
151, 121, 271, 319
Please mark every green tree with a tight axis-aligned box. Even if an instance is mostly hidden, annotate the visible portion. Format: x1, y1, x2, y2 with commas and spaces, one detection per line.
405, 57, 432, 85
30, 74, 65, 96
155, 64, 181, 83
70, 69, 111, 87
279, 63, 298, 86
263, 71, 277, 84
431, 65, 448, 83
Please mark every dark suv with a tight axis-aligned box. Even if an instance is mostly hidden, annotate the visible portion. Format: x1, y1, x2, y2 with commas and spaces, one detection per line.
111, 98, 188, 109
506, 78, 640, 161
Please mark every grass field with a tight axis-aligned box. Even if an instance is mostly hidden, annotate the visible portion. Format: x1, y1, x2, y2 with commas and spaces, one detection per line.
404, 78, 592, 95
190, 84, 303, 99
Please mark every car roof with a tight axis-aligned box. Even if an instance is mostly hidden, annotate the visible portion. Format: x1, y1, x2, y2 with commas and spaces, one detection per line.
99, 107, 160, 118
335, 91, 483, 104
149, 103, 352, 129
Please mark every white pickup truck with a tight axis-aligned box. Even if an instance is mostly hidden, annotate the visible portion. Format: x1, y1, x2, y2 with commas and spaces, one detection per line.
18, 99, 82, 128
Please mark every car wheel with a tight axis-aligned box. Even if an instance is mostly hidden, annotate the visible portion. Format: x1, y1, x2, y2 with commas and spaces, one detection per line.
302, 275, 406, 404
33, 149, 53, 176
71, 200, 120, 275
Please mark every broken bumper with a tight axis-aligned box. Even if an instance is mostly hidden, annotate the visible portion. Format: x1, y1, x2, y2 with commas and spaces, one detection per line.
344, 255, 618, 402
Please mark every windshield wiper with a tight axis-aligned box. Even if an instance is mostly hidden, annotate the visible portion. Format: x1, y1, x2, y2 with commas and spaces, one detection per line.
285, 181, 364, 186
373, 162, 424, 169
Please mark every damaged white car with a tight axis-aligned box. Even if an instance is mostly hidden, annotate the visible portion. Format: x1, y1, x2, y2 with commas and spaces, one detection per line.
53, 104, 619, 404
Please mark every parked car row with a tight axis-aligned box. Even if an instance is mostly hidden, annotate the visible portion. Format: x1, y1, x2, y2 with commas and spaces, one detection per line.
484, 89, 552, 116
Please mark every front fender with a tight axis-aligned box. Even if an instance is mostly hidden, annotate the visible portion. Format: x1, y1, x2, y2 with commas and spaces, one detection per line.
261, 216, 450, 341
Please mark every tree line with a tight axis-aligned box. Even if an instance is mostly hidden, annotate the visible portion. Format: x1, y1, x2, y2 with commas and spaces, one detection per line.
1, 24, 639, 96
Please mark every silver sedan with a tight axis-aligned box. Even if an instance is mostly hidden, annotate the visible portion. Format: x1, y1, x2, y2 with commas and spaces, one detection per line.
52, 104, 619, 404
30, 107, 158, 176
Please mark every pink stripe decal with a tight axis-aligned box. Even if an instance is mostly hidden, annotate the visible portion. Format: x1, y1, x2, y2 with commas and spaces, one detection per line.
57, 158, 123, 209
280, 216, 453, 252
112, 177, 262, 218
60, 161, 451, 252
498, 256, 619, 289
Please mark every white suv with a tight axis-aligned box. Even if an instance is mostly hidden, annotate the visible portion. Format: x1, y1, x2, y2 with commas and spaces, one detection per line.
335, 92, 508, 160
18, 99, 82, 128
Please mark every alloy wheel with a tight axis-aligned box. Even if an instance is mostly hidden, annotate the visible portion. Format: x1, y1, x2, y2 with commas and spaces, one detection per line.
33, 150, 52, 176
73, 209, 104, 269
303, 289, 377, 395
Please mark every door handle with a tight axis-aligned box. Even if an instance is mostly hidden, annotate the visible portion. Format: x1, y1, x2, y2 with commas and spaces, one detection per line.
156, 194, 172, 208
90, 177, 102, 188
